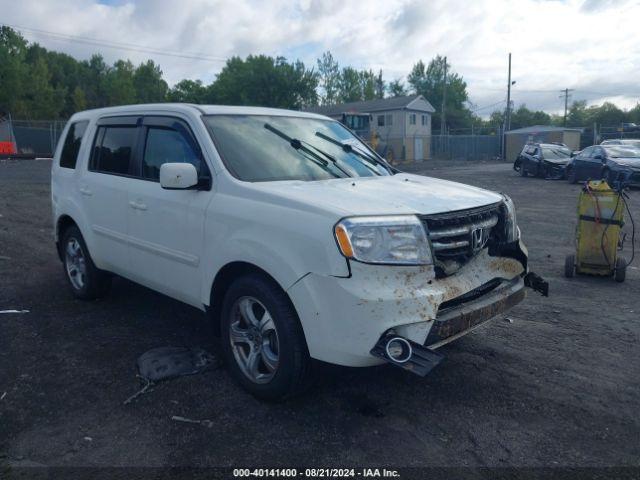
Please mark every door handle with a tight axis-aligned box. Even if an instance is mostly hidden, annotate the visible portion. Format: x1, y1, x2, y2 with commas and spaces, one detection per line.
128, 200, 147, 211
79, 186, 92, 196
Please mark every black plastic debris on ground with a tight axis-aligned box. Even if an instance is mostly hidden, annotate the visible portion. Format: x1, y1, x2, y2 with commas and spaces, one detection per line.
124, 346, 220, 405
137, 346, 219, 382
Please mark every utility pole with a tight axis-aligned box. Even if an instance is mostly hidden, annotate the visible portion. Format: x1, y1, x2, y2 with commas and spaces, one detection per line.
505, 53, 512, 132
440, 56, 447, 135
560, 88, 573, 126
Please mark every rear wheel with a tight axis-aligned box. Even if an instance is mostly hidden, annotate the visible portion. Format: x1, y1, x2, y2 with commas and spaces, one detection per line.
220, 273, 311, 401
61, 226, 111, 299
564, 254, 575, 278
615, 256, 626, 282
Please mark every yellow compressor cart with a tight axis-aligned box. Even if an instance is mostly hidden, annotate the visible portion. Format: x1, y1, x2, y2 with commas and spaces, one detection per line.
565, 180, 627, 282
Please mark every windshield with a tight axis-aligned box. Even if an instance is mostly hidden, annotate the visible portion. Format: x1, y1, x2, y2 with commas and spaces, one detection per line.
203, 115, 392, 182
541, 146, 571, 159
603, 146, 640, 158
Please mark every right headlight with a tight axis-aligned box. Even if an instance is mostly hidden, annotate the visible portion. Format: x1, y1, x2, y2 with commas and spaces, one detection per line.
334, 215, 432, 265
502, 194, 520, 242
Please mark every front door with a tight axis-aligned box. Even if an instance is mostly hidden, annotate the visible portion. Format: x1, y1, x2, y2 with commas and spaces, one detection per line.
126, 116, 212, 307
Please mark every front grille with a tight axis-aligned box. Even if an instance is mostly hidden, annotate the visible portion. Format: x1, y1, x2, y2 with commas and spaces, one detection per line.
420, 203, 502, 277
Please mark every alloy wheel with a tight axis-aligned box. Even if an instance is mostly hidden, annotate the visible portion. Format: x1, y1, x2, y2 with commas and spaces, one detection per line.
65, 237, 87, 290
229, 296, 280, 384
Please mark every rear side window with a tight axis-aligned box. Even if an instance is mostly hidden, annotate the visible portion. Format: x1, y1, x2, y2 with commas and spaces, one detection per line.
59, 121, 89, 169
91, 126, 137, 175
142, 127, 201, 180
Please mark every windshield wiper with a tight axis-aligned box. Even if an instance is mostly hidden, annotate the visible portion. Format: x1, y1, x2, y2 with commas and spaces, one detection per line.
314, 131, 395, 173
263, 123, 351, 178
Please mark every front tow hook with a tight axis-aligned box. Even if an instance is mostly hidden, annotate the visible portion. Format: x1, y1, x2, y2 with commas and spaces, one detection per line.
370, 333, 444, 377
524, 271, 549, 297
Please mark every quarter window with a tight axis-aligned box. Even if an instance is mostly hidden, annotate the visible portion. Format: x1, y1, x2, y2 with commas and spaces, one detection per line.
142, 127, 201, 180
59, 121, 89, 169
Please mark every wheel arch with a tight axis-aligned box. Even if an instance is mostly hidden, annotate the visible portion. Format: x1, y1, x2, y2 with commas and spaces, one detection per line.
55, 215, 80, 261
207, 261, 302, 338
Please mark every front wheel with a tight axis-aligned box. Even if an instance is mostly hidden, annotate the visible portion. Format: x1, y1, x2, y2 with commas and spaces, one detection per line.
220, 273, 311, 401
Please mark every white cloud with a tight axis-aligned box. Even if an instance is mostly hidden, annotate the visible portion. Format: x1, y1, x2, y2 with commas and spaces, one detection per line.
2, 0, 639, 115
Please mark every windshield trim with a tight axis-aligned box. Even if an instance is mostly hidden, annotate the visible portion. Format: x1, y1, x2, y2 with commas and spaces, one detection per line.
201, 113, 391, 183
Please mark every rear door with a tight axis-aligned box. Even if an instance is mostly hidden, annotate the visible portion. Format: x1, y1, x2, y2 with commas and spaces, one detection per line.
125, 116, 212, 307
80, 116, 140, 275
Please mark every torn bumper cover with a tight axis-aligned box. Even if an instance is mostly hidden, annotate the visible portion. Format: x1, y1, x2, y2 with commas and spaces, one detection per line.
288, 239, 547, 368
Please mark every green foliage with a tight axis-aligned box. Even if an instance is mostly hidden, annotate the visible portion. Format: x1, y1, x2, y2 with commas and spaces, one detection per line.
509, 104, 551, 129
316, 51, 340, 105
387, 79, 407, 97
210, 55, 318, 109
2, 25, 638, 133
408, 56, 470, 131
167, 79, 210, 103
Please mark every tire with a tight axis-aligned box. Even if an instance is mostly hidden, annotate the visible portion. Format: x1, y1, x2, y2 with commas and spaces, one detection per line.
615, 256, 626, 283
61, 225, 111, 299
564, 254, 575, 278
567, 166, 577, 184
220, 273, 311, 401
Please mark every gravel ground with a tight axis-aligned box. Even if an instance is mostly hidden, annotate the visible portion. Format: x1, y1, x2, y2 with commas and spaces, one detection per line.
1, 159, 639, 472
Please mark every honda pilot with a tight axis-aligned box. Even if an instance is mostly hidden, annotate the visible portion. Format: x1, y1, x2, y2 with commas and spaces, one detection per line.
51, 104, 546, 400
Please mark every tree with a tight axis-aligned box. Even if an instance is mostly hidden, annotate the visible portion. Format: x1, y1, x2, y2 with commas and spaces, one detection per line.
167, 79, 210, 103
133, 60, 168, 104
408, 55, 470, 131
375, 70, 385, 99
316, 51, 340, 105
211, 55, 318, 109
509, 104, 551, 129
0, 26, 29, 116
102, 60, 136, 106
337, 66, 362, 103
388, 79, 407, 97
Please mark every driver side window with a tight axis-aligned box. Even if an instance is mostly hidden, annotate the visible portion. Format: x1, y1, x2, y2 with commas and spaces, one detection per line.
142, 127, 202, 181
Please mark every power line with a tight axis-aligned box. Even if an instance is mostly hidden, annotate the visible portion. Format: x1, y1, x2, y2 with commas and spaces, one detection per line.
1, 23, 229, 63
470, 99, 506, 112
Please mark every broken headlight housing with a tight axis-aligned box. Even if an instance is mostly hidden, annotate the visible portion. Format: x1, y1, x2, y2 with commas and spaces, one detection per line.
502, 194, 520, 242
334, 215, 433, 265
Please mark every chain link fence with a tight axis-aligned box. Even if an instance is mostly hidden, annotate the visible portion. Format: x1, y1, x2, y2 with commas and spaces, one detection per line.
0, 117, 66, 158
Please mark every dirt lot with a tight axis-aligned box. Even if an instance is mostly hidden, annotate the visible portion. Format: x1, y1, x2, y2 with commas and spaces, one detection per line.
1, 159, 639, 471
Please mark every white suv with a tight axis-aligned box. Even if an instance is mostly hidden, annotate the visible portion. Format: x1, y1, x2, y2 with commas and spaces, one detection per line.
52, 104, 545, 400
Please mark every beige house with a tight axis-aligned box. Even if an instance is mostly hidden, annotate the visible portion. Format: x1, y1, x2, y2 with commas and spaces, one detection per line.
307, 95, 435, 162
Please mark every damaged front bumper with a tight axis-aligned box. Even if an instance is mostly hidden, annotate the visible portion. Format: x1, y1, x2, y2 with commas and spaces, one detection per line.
288, 239, 547, 368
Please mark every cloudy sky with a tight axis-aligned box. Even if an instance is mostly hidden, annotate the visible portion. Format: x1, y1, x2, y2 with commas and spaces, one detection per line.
2, 0, 639, 116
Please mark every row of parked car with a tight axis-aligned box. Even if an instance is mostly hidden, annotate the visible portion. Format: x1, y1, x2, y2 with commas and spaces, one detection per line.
513, 139, 640, 188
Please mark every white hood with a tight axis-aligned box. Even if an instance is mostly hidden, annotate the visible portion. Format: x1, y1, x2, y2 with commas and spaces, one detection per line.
250, 173, 504, 216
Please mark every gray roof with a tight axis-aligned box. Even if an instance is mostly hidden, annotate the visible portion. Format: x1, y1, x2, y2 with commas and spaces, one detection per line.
506, 125, 583, 134
306, 95, 435, 116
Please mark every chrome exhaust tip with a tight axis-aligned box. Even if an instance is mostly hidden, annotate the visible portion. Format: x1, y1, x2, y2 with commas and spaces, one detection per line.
384, 337, 413, 364
371, 333, 444, 377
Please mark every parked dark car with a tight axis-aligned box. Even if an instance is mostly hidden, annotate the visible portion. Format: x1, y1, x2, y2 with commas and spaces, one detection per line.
601, 138, 640, 148
513, 143, 573, 179
566, 144, 640, 187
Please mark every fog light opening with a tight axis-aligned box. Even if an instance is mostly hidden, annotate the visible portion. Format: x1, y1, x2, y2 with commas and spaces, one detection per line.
385, 337, 412, 364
